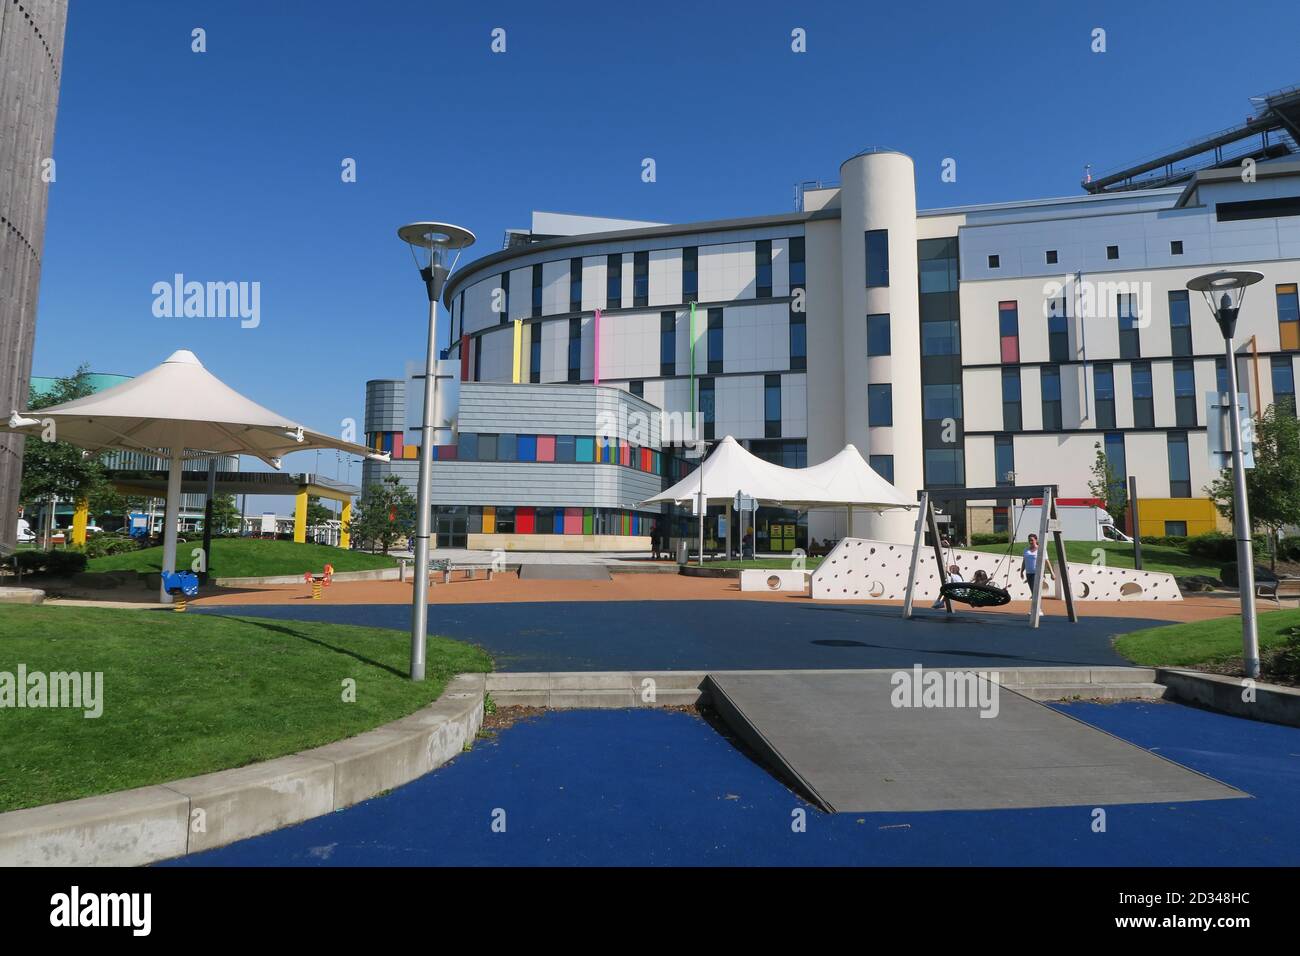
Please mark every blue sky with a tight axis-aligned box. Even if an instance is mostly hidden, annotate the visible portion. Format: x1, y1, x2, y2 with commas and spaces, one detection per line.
33, 0, 1300, 496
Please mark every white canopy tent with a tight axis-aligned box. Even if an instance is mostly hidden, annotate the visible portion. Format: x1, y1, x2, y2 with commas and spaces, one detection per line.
642, 436, 830, 508
5, 349, 385, 602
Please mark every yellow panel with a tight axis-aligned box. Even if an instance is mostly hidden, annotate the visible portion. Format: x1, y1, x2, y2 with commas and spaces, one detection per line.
512, 321, 522, 383
293, 490, 308, 544
1281, 322, 1300, 351
1136, 498, 1220, 537
482, 505, 495, 534
339, 500, 352, 550
1278, 284, 1297, 294
71, 499, 89, 547
404, 444, 419, 459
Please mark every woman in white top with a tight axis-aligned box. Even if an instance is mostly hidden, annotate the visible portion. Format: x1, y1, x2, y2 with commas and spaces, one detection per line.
1023, 533, 1047, 595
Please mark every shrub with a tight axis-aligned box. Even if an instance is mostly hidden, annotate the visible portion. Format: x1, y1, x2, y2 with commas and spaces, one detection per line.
9, 549, 89, 577
79, 535, 141, 559
1139, 535, 1188, 548
970, 533, 1008, 546
1186, 531, 1269, 562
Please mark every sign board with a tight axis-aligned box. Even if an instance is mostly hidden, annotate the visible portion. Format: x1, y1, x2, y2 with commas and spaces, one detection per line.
1205, 392, 1254, 470
260, 512, 278, 534
734, 492, 757, 513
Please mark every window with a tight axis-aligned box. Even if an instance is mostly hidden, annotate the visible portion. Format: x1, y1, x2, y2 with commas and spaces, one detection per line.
472, 336, 481, 381
1165, 520, 1187, 536
994, 435, 1014, 485
569, 258, 583, 312
1132, 361, 1154, 428
1278, 284, 1300, 351
755, 240, 772, 298
1168, 291, 1192, 356
567, 317, 581, 383
1272, 355, 1295, 412
789, 304, 806, 370
456, 290, 465, 339
531, 264, 543, 318
923, 383, 962, 421
499, 272, 510, 323
1170, 240, 1183, 256
555, 434, 576, 463
516, 435, 537, 461
1106, 245, 1119, 260
1118, 293, 1141, 359
788, 236, 806, 288
1167, 432, 1191, 497
478, 433, 498, 461
866, 313, 891, 356
606, 254, 622, 309
529, 331, 541, 384
1040, 365, 1062, 430
633, 251, 649, 307
660, 311, 676, 376
707, 308, 724, 373
495, 506, 515, 535
988, 254, 1000, 269
868, 383, 893, 426
999, 301, 1019, 363
921, 320, 959, 355
497, 433, 517, 462
764, 374, 781, 438
1047, 296, 1069, 363
1174, 360, 1196, 426
1104, 432, 1127, 503
924, 448, 965, 486
629, 380, 643, 398
1094, 363, 1115, 430
869, 454, 894, 484
1216, 196, 1300, 222
1002, 368, 1022, 431
682, 247, 697, 302
459, 432, 478, 460
1045, 250, 1058, 265
865, 229, 889, 287
699, 377, 715, 441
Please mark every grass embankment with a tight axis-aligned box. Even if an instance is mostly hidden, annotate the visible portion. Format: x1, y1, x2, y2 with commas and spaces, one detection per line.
706, 557, 825, 570
1114, 608, 1300, 668
88, 538, 398, 578
0, 605, 490, 812
970, 540, 1221, 579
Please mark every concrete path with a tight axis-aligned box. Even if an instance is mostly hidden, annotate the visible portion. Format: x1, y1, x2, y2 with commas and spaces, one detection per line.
707, 671, 1244, 812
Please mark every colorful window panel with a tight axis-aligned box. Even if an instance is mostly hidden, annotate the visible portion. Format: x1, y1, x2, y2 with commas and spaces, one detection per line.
536, 435, 555, 461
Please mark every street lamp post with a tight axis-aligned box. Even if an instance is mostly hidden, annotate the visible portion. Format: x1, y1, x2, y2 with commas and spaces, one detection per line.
1187, 270, 1264, 679
398, 222, 476, 681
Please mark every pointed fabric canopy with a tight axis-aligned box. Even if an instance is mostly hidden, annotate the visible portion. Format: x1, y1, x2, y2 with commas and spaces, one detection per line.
5, 349, 380, 468
789, 443, 913, 509
641, 436, 914, 511
4, 350, 385, 604
642, 436, 829, 507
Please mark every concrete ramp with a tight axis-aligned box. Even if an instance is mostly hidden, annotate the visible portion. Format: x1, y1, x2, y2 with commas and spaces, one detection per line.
705, 671, 1245, 813
517, 564, 611, 581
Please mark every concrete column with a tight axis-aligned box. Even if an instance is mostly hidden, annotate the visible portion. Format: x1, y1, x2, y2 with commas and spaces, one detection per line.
839, 150, 922, 543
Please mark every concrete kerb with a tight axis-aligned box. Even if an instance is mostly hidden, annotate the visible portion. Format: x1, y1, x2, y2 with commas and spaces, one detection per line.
1156, 667, 1300, 728
0, 673, 485, 867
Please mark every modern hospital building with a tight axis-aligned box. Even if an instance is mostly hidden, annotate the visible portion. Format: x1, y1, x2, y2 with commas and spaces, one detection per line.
363, 85, 1300, 552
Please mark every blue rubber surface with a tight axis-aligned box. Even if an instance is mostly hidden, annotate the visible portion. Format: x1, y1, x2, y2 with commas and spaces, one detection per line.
196, 600, 1166, 671
165, 701, 1300, 866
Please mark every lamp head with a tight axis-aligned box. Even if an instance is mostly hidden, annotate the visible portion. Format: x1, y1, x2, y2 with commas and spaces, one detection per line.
398, 222, 476, 302
1186, 270, 1263, 340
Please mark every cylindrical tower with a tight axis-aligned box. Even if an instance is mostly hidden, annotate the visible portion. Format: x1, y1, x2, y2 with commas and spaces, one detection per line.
0, 0, 69, 550
838, 149, 922, 543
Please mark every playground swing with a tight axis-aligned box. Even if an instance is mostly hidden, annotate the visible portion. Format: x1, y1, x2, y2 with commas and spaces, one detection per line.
938, 499, 1032, 608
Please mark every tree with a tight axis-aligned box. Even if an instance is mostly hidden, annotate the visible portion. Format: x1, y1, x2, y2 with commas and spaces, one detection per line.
1206, 403, 1300, 568
345, 476, 415, 554
20, 366, 115, 543
305, 496, 334, 527
208, 494, 240, 534
1086, 440, 1127, 528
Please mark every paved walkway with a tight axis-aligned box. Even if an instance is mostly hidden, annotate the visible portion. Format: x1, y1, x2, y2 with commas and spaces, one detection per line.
162, 701, 1300, 866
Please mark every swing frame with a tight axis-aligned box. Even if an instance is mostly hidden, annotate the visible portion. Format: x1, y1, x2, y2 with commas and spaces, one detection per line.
901, 485, 1079, 628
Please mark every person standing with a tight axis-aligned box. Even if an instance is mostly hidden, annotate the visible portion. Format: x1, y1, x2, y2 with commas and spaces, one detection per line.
1022, 533, 1041, 596
650, 522, 662, 560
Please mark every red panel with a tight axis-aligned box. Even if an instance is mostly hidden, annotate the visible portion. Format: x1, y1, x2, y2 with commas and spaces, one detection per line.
516, 507, 535, 534
391, 432, 404, 459
536, 435, 555, 461
1001, 336, 1019, 363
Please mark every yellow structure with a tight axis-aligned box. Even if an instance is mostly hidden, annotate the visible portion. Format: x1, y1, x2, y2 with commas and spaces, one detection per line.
512, 319, 524, 383
70, 498, 89, 546
1135, 498, 1227, 538
293, 482, 355, 548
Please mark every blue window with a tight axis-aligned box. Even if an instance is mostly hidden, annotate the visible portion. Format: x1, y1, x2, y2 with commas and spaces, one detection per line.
459, 433, 478, 460
788, 236, 806, 288
606, 254, 621, 308
1167, 432, 1191, 497
517, 435, 537, 461
865, 229, 889, 287
1132, 361, 1154, 428
660, 311, 676, 376
708, 308, 724, 373
923, 383, 962, 421
569, 258, 583, 312
868, 384, 893, 426
764, 374, 781, 438
1169, 291, 1192, 356
866, 314, 891, 356
555, 435, 576, 462
869, 454, 894, 484
755, 240, 772, 298
682, 247, 698, 302
575, 436, 595, 462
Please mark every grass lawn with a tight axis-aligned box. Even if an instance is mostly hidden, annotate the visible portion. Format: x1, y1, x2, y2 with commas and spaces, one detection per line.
707, 557, 824, 570
1114, 608, 1300, 667
0, 605, 491, 812
969, 540, 1222, 579
87, 538, 398, 578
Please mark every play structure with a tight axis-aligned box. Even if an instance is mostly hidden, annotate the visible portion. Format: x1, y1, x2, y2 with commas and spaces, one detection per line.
809, 484, 1183, 617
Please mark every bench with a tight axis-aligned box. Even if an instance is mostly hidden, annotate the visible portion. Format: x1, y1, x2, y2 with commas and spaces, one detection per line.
429, 559, 494, 584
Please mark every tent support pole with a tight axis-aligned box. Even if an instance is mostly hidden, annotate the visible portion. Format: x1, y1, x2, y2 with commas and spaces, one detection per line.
159, 446, 184, 604
902, 493, 929, 619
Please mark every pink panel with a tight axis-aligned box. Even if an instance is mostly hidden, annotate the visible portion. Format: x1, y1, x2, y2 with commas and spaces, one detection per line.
1001, 336, 1019, 363
563, 507, 582, 534
537, 435, 555, 462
